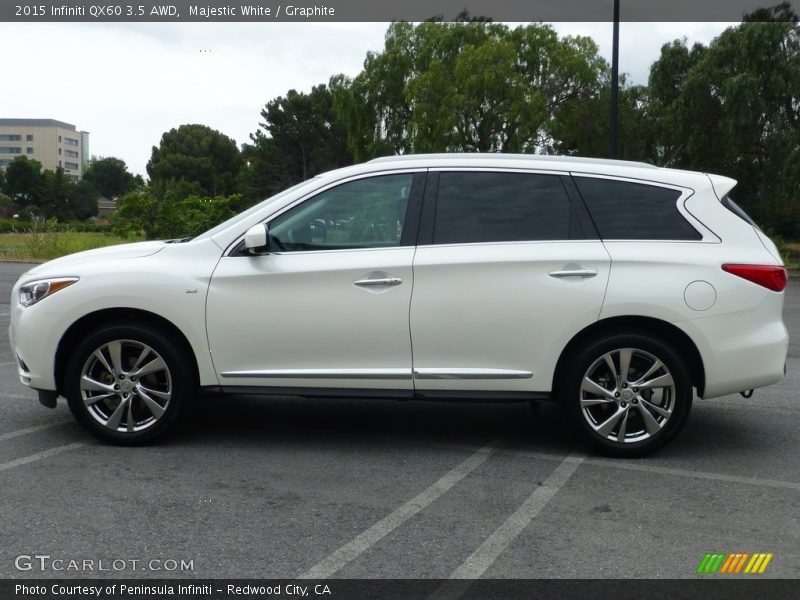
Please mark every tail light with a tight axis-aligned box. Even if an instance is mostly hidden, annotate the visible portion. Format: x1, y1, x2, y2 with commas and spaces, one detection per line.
721, 264, 787, 292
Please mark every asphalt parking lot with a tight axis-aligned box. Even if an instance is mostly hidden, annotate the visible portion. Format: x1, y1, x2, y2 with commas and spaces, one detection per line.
0, 261, 798, 582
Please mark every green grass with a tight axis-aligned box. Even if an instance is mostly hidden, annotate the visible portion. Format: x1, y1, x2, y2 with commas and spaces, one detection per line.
0, 232, 143, 262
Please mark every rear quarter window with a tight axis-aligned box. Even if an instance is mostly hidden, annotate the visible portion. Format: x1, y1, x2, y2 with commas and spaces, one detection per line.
721, 195, 760, 229
574, 177, 702, 241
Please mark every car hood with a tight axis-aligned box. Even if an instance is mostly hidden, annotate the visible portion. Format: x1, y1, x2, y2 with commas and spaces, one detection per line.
24, 241, 167, 278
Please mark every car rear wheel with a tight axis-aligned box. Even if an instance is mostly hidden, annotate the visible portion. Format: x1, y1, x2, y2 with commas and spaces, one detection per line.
560, 333, 693, 457
65, 323, 193, 445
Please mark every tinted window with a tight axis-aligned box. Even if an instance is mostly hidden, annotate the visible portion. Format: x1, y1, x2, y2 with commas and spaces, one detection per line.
433, 172, 578, 244
721, 195, 760, 229
574, 177, 701, 240
269, 174, 413, 251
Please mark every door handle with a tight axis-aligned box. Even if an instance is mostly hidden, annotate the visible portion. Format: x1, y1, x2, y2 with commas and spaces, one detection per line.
354, 277, 403, 287
548, 268, 598, 278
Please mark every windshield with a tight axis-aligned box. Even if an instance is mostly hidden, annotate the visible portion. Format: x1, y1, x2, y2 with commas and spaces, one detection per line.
193, 179, 321, 241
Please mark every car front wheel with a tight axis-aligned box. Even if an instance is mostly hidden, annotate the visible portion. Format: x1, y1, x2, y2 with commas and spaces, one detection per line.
65, 322, 193, 445
560, 333, 693, 457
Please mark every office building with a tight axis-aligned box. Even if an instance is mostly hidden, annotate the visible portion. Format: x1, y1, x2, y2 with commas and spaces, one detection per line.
0, 118, 90, 181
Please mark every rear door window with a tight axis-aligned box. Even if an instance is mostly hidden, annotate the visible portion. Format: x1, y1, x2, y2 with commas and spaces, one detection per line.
432, 172, 586, 244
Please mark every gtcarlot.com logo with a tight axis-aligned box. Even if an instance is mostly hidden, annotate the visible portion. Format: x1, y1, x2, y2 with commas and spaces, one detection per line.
696, 552, 773, 574
14, 554, 194, 572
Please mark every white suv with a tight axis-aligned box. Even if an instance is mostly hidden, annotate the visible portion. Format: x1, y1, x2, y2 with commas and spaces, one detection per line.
9, 154, 788, 456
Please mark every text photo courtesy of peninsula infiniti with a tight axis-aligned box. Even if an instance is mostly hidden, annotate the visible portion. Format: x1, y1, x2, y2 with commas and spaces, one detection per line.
9, 154, 788, 456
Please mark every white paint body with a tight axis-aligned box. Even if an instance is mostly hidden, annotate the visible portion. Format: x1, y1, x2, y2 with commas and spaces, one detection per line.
9, 155, 788, 402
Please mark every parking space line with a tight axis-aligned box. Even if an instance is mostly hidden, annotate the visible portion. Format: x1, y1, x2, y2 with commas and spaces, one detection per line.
0, 442, 86, 473
503, 447, 800, 492
430, 452, 583, 599
0, 420, 73, 442
700, 399, 800, 415
498, 448, 800, 492
298, 440, 501, 579
3, 393, 43, 401
584, 456, 800, 491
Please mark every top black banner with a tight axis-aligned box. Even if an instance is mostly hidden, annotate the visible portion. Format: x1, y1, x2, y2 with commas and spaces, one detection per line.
3, 0, 800, 22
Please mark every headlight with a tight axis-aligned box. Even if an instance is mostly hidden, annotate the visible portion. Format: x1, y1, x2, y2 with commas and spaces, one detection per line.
19, 277, 79, 307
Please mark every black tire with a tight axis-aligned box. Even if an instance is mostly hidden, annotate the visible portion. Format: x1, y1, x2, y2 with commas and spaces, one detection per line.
559, 332, 693, 457
65, 322, 194, 445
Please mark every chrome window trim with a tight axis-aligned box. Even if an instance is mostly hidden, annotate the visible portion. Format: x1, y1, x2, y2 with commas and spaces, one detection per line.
428, 166, 569, 176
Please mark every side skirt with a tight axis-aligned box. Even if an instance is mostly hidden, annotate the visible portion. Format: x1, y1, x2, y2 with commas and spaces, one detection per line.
199, 386, 552, 403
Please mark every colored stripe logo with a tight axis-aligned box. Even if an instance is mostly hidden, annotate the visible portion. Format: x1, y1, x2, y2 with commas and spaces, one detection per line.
697, 552, 773, 574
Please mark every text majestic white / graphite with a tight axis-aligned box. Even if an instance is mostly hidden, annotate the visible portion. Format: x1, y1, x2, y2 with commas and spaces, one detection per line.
189, 5, 337, 18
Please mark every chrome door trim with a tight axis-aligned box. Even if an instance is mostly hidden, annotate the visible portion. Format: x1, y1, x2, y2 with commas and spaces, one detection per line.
413, 368, 533, 380
220, 368, 412, 380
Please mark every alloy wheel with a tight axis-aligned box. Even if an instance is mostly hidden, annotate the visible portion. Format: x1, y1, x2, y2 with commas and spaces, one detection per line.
579, 347, 676, 444
80, 339, 172, 433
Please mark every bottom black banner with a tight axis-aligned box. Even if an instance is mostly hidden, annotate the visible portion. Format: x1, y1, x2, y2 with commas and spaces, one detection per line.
2, 579, 797, 600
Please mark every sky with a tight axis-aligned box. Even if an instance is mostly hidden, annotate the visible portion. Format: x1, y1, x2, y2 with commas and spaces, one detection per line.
1, 21, 734, 178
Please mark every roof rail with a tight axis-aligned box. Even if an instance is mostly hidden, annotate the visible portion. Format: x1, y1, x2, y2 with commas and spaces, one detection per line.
367, 153, 657, 169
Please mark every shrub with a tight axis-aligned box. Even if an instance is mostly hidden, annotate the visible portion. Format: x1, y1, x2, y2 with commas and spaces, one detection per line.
112, 189, 239, 239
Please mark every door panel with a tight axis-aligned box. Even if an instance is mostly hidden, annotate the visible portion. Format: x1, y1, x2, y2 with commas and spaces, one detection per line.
410, 170, 609, 393
410, 241, 610, 392
207, 248, 415, 390
206, 172, 424, 392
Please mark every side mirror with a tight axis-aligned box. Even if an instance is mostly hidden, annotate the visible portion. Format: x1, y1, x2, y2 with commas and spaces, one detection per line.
244, 223, 269, 254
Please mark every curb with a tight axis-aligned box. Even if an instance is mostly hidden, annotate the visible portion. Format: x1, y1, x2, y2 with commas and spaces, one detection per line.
0, 259, 46, 264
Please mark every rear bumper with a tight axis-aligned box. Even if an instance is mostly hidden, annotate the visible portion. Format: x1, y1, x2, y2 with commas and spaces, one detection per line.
676, 293, 788, 399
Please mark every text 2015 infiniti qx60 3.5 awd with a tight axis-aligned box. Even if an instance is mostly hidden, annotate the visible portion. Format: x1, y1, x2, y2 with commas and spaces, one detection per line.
9, 154, 788, 456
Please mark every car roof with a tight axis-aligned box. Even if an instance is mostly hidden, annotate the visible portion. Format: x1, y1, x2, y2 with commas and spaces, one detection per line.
346, 153, 728, 191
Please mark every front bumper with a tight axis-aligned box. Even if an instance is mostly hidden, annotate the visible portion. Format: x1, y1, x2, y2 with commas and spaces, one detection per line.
9, 301, 76, 393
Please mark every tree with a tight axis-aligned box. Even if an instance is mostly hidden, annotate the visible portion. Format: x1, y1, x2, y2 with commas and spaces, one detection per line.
70, 179, 101, 221
38, 168, 99, 221
646, 6, 800, 237
83, 157, 143, 199
147, 124, 242, 198
551, 78, 655, 161
238, 135, 294, 206
38, 167, 71, 221
646, 40, 707, 166
239, 84, 352, 205
330, 22, 607, 159
3, 156, 44, 207
0, 192, 13, 218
